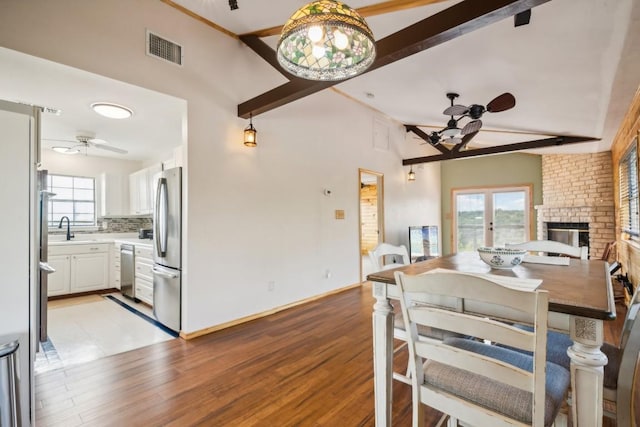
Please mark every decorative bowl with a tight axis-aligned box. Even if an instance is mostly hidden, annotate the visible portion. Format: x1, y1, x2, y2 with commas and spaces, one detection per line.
477, 247, 527, 269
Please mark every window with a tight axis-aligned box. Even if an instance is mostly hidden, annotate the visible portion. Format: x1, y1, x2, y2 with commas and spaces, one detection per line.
619, 138, 639, 238
453, 186, 531, 251
47, 174, 96, 228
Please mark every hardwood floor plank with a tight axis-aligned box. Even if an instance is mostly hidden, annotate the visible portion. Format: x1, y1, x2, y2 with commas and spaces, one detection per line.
34, 283, 630, 426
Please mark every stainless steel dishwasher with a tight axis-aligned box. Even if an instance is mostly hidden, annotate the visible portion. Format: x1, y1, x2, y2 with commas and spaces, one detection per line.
120, 244, 135, 299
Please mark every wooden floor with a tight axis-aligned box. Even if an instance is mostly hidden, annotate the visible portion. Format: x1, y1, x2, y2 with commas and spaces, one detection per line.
35, 283, 631, 426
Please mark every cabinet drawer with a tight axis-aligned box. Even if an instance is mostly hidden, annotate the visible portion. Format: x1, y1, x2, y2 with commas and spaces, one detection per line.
50, 243, 109, 256
135, 246, 153, 261
135, 261, 153, 280
135, 277, 153, 305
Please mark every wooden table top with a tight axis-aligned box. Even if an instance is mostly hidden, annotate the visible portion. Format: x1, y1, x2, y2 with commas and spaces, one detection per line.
366, 252, 616, 320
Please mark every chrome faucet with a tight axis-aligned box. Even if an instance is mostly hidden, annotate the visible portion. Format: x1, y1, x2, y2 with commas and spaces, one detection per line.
58, 216, 74, 241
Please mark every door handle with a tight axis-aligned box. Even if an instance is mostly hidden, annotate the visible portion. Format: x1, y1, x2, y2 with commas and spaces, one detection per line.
39, 262, 56, 274
152, 267, 178, 279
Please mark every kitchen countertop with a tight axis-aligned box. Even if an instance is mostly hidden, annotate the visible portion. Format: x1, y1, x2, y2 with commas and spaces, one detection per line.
49, 233, 154, 247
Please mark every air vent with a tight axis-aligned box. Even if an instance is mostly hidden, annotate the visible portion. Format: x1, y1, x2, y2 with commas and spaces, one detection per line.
146, 30, 183, 66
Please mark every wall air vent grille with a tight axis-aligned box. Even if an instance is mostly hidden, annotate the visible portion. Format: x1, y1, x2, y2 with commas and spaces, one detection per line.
146, 30, 183, 66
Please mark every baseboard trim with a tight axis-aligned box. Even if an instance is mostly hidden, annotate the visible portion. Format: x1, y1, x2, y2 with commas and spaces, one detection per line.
179, 282, 363, 340
48, 288, 119, 301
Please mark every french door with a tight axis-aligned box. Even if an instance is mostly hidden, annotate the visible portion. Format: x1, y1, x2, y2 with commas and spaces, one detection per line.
453, 186, 531, 252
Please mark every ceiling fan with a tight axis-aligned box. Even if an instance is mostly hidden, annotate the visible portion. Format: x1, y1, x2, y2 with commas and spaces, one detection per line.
421, 92, 516, 150
44, 134, 128, 154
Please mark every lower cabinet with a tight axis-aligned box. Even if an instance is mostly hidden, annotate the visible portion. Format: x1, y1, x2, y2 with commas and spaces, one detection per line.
48, 244, 109, 296
48, 255, 71, 296
134, 245, 154, 306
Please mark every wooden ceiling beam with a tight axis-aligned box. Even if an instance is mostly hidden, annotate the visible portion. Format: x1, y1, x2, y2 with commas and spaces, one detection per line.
402, 136, 599, 165
242, 0, 450, 38
404, 125, 450, 154
238, 0, 551, 118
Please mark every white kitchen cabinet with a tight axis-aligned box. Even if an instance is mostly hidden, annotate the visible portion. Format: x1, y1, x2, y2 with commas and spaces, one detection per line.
111, 242, 121, 289
100, 172, 129, 217
47, 255, 71, 296
134, 245, 154, 305
129, 169, 150, 215
48, 243, 110, 296
129, 164, 162, 215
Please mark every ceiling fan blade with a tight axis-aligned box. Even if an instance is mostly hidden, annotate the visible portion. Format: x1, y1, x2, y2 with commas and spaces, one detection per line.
454, 131, 479, 152
462, 119, 482, 135
93, 144, 128, 154
443, 105, 469, 116
43, 137, 76, 143
486, 92, 516, 113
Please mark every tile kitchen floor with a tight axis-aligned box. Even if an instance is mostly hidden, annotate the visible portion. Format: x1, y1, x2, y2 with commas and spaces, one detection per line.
35, 293, 175, 374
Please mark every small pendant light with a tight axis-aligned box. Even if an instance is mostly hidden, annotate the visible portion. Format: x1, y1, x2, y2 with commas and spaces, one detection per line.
244, 113, 257, 147
407, 166, 416, 182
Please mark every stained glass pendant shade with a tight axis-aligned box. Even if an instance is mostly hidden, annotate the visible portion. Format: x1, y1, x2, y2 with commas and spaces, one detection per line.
277, 0, 376, 81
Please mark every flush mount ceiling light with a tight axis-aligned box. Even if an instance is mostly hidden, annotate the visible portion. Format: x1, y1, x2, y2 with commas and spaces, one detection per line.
52, 146, 80, 155
90, 102, 133, 119
244, 113, 257, 147
277, 0, 376, 81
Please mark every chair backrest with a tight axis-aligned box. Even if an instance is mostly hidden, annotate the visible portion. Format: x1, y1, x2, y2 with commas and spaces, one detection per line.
395, 270, 550, 427
614, 283, 640, 423
368, 243, 410, 271
506, 240, 588, 260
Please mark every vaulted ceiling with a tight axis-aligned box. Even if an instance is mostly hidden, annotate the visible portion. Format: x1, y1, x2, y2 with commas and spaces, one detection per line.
169, 0, 640, 161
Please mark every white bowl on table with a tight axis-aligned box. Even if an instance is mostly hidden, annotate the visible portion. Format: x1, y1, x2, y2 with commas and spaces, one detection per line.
477, 247, 527, 269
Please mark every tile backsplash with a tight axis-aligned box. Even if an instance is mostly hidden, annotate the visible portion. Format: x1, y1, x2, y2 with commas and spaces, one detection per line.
49, 217, 152, 236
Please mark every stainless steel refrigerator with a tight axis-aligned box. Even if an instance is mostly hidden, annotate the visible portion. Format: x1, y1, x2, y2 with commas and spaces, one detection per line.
152, 167, 182, 332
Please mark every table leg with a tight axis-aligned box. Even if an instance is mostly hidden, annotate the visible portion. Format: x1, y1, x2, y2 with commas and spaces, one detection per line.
567, 316, 608, 427
372, 282, 394, 427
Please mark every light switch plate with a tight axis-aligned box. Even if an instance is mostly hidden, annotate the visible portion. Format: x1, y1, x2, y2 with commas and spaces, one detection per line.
335, 209, 345, 220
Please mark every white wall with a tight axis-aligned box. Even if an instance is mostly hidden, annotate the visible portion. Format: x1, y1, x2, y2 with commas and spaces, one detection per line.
0, 0, 441, 334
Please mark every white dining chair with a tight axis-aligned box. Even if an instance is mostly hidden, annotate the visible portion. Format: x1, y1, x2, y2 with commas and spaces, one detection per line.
506, 240, 588, 260
395, 270, 570, 427
368, 243, 460, 385
525, 283, 640, 426
368, 242, 410, 272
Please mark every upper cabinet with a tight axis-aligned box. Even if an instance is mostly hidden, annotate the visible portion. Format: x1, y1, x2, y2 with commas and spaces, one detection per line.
100, 172, 129, 217
129, 164, 162, 215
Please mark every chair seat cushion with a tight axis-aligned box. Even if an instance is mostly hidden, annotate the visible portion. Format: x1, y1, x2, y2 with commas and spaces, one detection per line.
505, 327, 622, 389
423, 337, 570, 427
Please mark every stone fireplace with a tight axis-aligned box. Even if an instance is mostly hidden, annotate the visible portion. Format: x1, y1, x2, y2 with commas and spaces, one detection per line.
535, 153, 616, 259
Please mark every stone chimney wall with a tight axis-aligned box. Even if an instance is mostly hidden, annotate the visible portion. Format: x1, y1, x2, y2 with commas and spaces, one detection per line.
536, 152, 615, 259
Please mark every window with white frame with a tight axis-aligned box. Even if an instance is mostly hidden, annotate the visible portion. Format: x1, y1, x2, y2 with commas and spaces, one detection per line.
47, 174, 96, 228
619, 138, 639, 239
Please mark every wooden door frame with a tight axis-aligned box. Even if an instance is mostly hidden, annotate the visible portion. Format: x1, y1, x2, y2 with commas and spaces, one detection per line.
359, 168, 385, 282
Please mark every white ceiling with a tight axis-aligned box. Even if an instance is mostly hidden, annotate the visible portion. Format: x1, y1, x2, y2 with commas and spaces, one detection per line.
0, 47, 185, 161
174, 0, 640, 155
1, 0, 638, 161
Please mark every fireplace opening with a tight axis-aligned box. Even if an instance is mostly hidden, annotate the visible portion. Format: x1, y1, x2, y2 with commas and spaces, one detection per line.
546, 222, 589, 256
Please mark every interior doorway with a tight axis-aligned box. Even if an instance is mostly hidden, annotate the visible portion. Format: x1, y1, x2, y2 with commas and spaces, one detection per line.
359, 169, 384, 282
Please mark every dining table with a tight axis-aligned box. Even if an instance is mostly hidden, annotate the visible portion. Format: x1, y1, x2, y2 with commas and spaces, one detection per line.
367, 251, 616, 427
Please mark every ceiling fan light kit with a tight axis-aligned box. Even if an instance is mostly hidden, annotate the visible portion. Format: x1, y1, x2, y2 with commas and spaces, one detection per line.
276, 0, 376, 81
52, 146, 79, 155
90, 102, 133, 119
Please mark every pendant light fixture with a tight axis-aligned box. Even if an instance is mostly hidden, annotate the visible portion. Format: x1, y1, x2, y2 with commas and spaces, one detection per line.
407, 166, 416, 182
244, 113, 257, 147
277, 0, 376, 81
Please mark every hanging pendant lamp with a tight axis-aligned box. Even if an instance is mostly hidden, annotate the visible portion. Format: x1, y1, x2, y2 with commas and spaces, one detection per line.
277, 0, 376, 81
408, 166, 416, 182
244, 113, 257, 147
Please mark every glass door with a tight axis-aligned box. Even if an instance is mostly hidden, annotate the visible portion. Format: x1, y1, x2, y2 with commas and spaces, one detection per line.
454, 186, 530, 251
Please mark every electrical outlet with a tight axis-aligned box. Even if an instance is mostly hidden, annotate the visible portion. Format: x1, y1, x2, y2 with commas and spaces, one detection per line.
268, 281, 275, 291
325, 269, 331, 279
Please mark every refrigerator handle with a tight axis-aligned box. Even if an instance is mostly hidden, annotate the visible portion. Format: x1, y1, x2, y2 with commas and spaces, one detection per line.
152, 266, 178, 279
39, 262, 55, 273
155, 177, 168, 257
